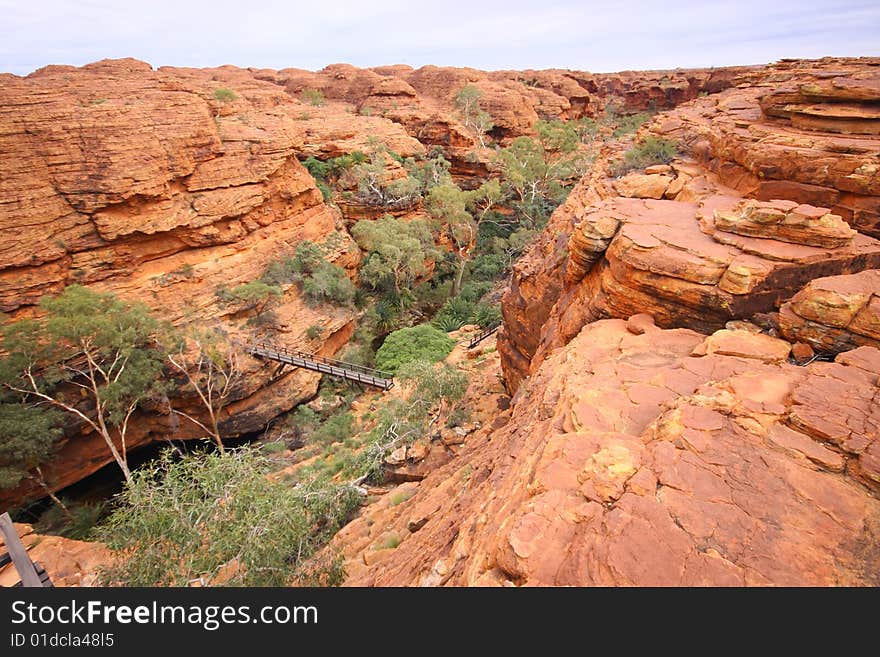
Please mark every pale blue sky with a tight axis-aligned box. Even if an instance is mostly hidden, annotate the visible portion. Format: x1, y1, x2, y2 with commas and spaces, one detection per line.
1, 0, 878, 76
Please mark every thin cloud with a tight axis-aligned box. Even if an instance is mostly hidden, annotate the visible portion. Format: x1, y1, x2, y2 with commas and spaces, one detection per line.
0, 0, 877, 75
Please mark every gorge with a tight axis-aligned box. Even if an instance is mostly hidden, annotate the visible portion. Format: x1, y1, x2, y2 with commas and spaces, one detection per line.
0, 55, 878, 587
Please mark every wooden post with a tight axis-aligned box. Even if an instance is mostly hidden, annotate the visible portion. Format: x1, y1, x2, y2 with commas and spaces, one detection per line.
0, 512, 43, 587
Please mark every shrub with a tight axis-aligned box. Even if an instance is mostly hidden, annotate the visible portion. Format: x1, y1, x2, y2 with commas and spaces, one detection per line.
432, 297, 474, 332
472, 303, 502, 329
375, 324, 455, 375
306, 324, 324, 340
227, 280, 282, 311
213, 88, 237, 103
611, 111, 650, 138
261, 441, 287, 454
316, 181, 332, 201
609, 137, 678, 177
34, 500, 106, 540
98, 447, 361, 586
262, 242, 355, 307
312, 412, 356, 445
300, 88, 325, 106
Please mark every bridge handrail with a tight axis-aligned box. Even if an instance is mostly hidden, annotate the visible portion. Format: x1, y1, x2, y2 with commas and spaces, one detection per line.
466, 322, 502, 349
245, 342, 394, 380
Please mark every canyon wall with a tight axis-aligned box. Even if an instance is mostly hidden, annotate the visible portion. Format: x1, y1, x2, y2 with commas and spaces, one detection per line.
499, 57, 880, 392
0, 57, 738, 505
329, 57, 880, 586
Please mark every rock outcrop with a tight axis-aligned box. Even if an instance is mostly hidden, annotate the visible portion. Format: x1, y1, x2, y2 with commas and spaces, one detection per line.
656, 59, 880, 237
0, 522, 111, 587
778, 270, 880, 353
0, 59, 366, 504
335, 318, 880, 586
500, 57, 880, 392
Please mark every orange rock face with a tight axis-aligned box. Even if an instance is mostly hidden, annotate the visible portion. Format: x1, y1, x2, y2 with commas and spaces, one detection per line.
778, 270, 880, 352
655, 59, 880, 237
0, 522, 111, 587
500, 57, 880, 392
336, 319, 880, 586
0, 59, 369, 504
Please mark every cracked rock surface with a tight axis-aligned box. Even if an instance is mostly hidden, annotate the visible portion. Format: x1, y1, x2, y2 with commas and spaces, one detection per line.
337, 318, 880, 586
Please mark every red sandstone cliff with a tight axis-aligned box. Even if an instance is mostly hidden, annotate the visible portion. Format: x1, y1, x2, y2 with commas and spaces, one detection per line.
498, 57, 880, 392
4, 56, 879, 587
0, 57, 743, 504
330, 57, 880, 586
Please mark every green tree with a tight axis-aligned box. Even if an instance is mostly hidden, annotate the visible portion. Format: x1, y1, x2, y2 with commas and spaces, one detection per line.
166, 330, 240, 454
397, 360, 468, 426
493, 120, 588, 226
352, 216, 437, 300
454, 85, 494, 147
427, 183, 474, 297
0, 400, 61, 489
227, 281, 282, 314
350, 359, 467, 482
0, 286, 166, 482
98, 447, 361, 586
375, 324, 455, 375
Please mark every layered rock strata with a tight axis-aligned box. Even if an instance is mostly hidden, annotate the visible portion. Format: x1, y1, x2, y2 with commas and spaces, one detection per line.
335, 318, 880, 586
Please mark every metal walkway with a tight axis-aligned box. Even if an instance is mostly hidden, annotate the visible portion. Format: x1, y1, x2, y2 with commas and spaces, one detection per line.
466, 323, 501, 349
244, 342, 395, 391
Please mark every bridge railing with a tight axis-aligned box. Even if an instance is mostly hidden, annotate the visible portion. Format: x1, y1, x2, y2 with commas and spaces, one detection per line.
246, 342, 394, 381
466, 323, 501, 349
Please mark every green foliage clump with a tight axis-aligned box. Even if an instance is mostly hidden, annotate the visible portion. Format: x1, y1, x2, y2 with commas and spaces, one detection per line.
471, 303, 502, 329
261, 441, 288, 454
34, 500, 106, 540
375, 324, 455, 375
0, 285, 167, 482
610, 137, 678, 177
300, 88, 325, 106
306, 324, 324, 341
352, 216, 437, 301
213, 88, 237, 103
262, 241, 355, 307
98, 447, 361, 586
312, 411, 355, 445
0, 402, 61, 489
432, 296, 501, 332
432, 296, 473, 332
611, 111, 651, 138
227, 281, 282, 311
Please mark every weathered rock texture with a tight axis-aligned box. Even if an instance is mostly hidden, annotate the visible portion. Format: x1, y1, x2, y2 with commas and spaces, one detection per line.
500, 58, 880, 392
0, 59, 369, 504
0, 57, 753, 503
255, 63, 749, 180
336, 319, 880, 586
778, 270, 880, 353
656, 59, 880, 237
0, 522, 111, 587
